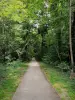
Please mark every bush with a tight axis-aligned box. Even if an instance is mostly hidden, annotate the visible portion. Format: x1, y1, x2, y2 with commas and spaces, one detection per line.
42, 45, 59, 64
56, 62, 69, 72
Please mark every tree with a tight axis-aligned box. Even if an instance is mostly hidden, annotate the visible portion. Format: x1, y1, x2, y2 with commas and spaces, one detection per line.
69, 0, 74, 71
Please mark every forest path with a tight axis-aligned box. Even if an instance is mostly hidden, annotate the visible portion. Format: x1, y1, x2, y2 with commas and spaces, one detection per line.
12, 60, 61, 100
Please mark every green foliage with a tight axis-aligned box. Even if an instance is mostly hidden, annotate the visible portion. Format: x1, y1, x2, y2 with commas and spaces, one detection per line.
0, 0, 27, 22
0, 0, 70, 64
0, 0, 72, 70
56, 62, 69, 71
41, 0, 70, 69
42, 45, 59, 64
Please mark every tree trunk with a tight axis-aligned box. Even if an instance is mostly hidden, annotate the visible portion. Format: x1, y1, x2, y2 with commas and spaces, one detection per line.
69, 0, 74, 71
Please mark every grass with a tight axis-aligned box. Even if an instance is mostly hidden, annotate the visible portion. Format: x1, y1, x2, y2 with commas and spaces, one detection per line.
0, 61, 28, 100
40, 62, 75, 100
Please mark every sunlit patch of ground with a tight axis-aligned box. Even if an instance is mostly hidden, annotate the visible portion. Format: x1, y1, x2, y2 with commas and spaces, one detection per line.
53, 83, 70, 100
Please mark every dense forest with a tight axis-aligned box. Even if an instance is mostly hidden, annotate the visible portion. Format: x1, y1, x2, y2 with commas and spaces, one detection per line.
0, 0, 75, 100
0, 0, 75, 72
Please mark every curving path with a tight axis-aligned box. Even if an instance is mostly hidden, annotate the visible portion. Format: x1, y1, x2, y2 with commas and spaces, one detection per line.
12, 61, 61, 100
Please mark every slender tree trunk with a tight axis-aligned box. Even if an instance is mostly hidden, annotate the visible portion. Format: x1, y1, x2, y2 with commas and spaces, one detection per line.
69, 0, 74, 71
57, 31, 62, 61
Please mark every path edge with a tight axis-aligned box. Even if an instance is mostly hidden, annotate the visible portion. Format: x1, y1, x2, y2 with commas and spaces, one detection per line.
39, 62, 61, 100
12, 62, 30, 100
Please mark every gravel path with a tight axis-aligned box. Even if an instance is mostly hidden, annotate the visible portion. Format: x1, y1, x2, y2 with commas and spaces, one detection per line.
12, 61, 61, 100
